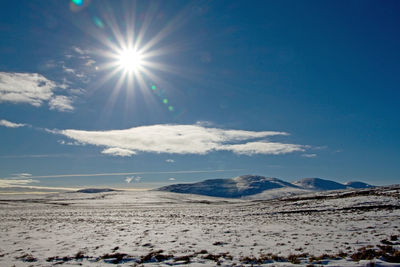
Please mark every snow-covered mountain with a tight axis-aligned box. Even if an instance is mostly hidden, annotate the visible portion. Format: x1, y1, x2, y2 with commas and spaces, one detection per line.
157, 175, 297, 198
157, 175, 374, 198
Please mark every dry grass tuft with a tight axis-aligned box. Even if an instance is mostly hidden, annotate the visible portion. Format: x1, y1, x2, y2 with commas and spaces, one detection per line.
16, 253, 37, 262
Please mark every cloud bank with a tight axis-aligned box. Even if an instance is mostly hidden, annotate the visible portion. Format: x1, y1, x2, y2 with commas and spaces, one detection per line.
0, 72, 74, 112
56, 124, 305, 156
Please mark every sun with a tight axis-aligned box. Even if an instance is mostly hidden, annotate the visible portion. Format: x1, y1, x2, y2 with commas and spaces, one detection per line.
89, 1, 184, 112
118, 48, 143, 71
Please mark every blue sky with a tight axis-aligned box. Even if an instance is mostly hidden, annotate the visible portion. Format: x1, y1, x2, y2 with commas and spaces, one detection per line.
0, 0, 399, 190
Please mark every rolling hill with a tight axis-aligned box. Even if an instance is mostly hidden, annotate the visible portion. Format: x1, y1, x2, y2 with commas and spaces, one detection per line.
157, 175, 374, 198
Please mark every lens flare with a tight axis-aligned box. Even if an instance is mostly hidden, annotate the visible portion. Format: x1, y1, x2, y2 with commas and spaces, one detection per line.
72, 0, 84, 6
93, 16, 104, 28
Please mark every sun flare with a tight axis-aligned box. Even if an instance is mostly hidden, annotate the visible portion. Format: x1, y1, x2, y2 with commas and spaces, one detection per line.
118, 48, 143, 71
90, 2, 182, 113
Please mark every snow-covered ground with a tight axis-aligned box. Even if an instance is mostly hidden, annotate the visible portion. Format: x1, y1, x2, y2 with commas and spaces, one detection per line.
0, 186, 399, 266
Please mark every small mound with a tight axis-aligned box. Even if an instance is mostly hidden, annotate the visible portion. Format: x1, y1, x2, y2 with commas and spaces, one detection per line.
76, 188, 116, 193
345, 181, 374, 189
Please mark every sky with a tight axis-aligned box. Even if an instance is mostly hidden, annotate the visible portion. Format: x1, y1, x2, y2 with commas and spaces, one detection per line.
0, 0, 399, 191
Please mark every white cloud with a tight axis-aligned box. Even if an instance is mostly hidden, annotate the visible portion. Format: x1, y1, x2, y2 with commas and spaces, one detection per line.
0, 72, 56, 107
49, 95, 74, 112
58, 139, 81, 146
55, 124, 306, 157
85, 59, 96, 66
0, 119, 27, 128
302, 153, 317, 158
125, 176, 142, 183
62, 47, 95, 83
101, 147, 137, 157
166, 159, 175, 163
168, 177, 176, 181
0, 72, 75, 112
0, 179, 39, 188
62, 66, 76, 74
62, 65, 88, 82
72, 46, 87, 55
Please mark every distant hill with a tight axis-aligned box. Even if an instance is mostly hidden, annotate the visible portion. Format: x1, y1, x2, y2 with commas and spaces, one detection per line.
157, 175, 374, 198
76, 188, 117, 193
292, 178, 347, 191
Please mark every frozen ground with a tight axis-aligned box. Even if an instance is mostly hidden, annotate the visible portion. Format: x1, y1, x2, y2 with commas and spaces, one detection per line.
0, 186, 399, 266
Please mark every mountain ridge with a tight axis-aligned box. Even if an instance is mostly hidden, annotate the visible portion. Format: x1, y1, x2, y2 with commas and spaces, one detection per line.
157, 175, 374, 199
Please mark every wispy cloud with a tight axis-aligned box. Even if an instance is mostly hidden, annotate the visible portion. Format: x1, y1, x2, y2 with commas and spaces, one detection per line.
3, 169, 243, 180
166, 159, 175, 163
102, 147, 137, 157
0, 119, 27, 128
85, 59, 96, 67
301, 153, 317, 158
125, 176, 142, 184
48, 95, 74, 112
313, 146, 328, 150
0, 179, 39, 188
125, 177, 133, 184
55, 124, 306, 157
13, 173, 32, 178
61, 46, 96, 84
0, 153, 71, 159
72, 46, 88, 55
58, 140, 80, 146
0, 72, 74, 112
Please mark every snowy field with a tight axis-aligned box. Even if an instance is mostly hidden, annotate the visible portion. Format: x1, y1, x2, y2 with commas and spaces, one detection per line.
0, 186, 399, 266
